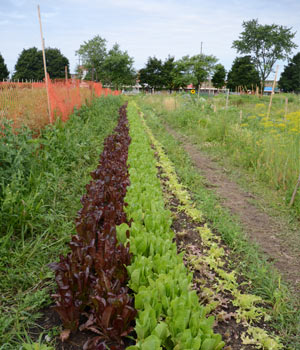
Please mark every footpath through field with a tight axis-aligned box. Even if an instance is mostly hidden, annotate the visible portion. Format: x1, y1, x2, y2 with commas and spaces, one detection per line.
164, 124, 300, 295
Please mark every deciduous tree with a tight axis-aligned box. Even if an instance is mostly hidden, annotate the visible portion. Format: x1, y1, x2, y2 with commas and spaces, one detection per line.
227, 56, 260, 91
102, 44, 135, 89
0, 53, 9, 80
169, 55, 217, 90
13, 47, 69, 81
232, 19, 297, 89
172, 56, 194, 89
45, 48, 70, 79
139, 56, 164, 89
278, 52, 300, 93
161, 55, 176, 91
13, 47, 43, 80
190, 54, 218, 89
76, 35, 107, 81
212, 64, 226, 89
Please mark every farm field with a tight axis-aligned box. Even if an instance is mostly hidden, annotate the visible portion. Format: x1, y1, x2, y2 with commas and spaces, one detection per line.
140, 96, 300, 349
143, 93, 300, 213
0, 81, 120, 130
139, 94, 300, 287
0, 95, 124, 348
1, 94, 300, 350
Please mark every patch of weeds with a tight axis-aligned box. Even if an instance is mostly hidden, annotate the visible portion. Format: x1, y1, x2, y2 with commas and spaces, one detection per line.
0, 96, 124, 348
140, 101, 300, 349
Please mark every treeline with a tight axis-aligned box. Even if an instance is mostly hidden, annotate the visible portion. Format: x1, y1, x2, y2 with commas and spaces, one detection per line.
0, 48, 69, 81
1, 18, 300, 92
0, 36, 136, 90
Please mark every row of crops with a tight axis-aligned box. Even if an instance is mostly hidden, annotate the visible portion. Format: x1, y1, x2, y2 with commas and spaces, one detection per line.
49, 102, 136, 349
49, 101, 224, 349
47, 100, 285, 350
2, 94, 289, 348
124, 102, 224, 350
0, 96, 125, 348
141, 111, 283, 350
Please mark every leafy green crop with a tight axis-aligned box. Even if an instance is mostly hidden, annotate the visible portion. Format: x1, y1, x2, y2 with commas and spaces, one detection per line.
122, 102, 225, 350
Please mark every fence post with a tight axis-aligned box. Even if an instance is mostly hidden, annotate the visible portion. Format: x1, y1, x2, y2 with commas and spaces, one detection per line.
266, 65, 279, 120
37, 5, 52, 123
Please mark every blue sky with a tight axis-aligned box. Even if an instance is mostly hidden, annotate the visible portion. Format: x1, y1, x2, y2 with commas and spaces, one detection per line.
1, 0, 300, 79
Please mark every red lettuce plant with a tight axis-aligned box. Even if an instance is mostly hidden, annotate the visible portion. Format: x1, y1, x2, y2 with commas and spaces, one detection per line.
50, 103, 136, 349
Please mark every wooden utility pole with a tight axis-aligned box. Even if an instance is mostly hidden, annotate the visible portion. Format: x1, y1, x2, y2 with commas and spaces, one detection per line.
65, 66, 68, 83
266, 65, 279, 120
226, 88, 229, 109
37, 5, 51, 122
284, 97, 288, 123
289, 174, 300, 207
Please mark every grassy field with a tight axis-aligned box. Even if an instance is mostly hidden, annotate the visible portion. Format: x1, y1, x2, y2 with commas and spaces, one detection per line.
0, 95, 124, 348
141, 93, 300, 213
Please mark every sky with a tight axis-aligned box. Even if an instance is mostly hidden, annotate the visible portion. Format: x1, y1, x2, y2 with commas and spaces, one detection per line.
1, 0, 300, 79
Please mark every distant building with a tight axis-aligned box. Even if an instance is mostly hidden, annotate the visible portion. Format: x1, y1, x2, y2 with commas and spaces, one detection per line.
185, 82, 226, 95
264, 80, 278, 88
264, 86, 280, 95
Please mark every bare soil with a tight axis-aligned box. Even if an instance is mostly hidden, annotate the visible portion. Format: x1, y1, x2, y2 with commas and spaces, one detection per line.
164, 125, 300, 295
29, 308, 136, 350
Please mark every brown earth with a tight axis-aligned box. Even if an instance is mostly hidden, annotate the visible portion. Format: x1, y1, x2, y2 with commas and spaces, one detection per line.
164, 124, 300, 295
29, 307, 136, 350
156, 163, 264, 350
160, 177, 258, 350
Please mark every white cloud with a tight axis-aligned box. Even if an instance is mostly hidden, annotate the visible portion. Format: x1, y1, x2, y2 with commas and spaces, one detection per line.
0, 11, 26, 20
1, 0, 300, 78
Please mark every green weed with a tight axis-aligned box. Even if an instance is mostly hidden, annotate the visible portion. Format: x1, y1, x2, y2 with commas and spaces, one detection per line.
0, 96, 123, 348
140, 101, 300, 349
144, 93, 300, 213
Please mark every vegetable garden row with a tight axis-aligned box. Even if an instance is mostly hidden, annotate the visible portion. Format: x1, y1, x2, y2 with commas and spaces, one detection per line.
47, 100, 284, 349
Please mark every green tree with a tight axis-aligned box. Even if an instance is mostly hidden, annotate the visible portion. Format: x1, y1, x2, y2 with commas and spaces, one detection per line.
102, 43, 135, 89
45, 48, 69, 79
169, 54, 217, 90
190, 54, 218, 89
161, 55, 176, 91
139, 55, 187, 91
278, 52, 300, 93
0, 52, 9, 80
172, 56, 194, 89
232, 19, 297, 88
139, 57, 164, 89
13, 47, 69, 81
227, 56, 260, 91
212, 64, 226, 88
13, 47, 43, 80
76, 35, 107, 81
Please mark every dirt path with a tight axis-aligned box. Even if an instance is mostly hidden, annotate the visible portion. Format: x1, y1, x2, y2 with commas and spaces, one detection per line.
165, 125, 300, 294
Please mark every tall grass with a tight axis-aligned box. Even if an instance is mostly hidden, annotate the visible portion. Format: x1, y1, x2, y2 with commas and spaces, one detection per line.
142, 93, 300, 213
0, 81, 117, 130
0, 95, 124, 348
140, 104, 300, 348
